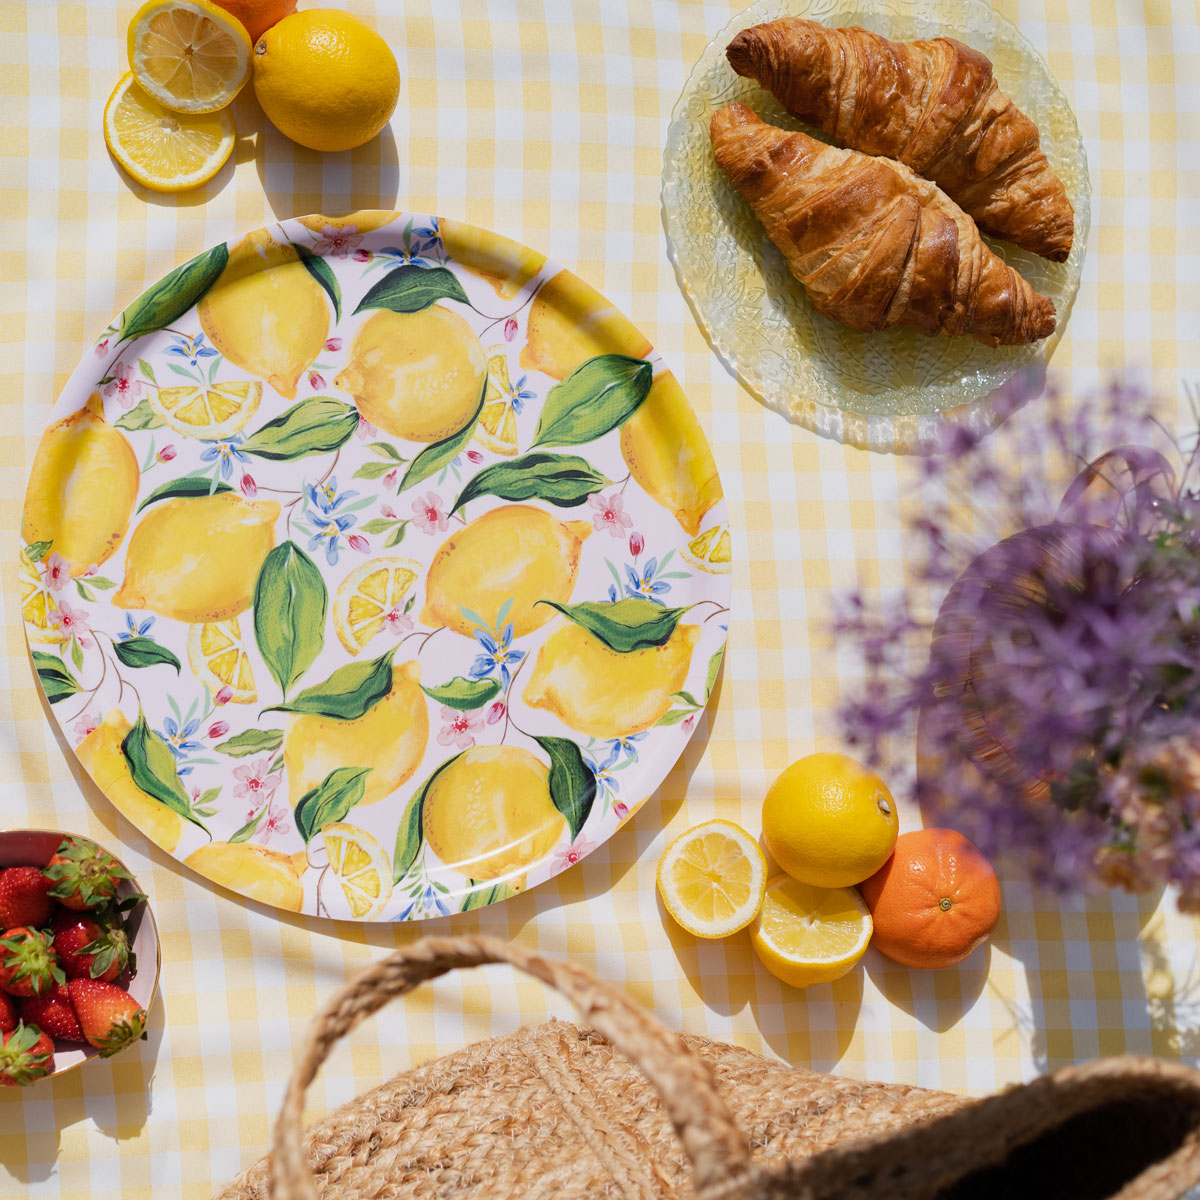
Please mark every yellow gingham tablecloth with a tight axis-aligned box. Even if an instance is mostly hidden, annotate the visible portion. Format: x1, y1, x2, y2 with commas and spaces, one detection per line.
2, 1, 1198, 1195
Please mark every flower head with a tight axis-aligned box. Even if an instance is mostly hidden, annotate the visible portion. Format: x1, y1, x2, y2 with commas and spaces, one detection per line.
157, 444, 177, 462
503, 317, 519, 342
588, 492, 633, 539
307, 476, 358, 515
468, 623, 525, 689
436, 705, 484, 750
240, 473, 257, 498
552, 836, 596, 871
161, 715, 203, 760
233, 758, 282, 803
43, 552, 70, 592
50, 602, 92, 647
305, 509, 357, 566
624, 557, 670, 604
72, 712, 99, 742
324, 337, 343, 352
312, 225, 362, 258
411, 491, 449, 535
165, 332, 218, 367
200, 434, 249, 480
102, 362, 143, 410
119, 612, 154, 641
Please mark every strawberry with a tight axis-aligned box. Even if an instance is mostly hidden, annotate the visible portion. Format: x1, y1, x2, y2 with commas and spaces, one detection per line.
0, 990, 16, 1035
67, 979, 146, 1057
43, 836, 137, 911
0, 866, 55, 929
52, 913, 133, 982
0, 1021, 55, 1086
20, 982, 84, 1042
0, 927, 65, 997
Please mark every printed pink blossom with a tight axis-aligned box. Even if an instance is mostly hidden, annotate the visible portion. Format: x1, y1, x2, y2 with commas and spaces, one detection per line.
157, 445, 177, 462
553, 837, 596, 870
380, 503, 398, 520
352, 248, 371, 263
612, 800, 629, 820
240, 474, 257, 497
383, 606, 413, 637
437, 705, 483, 750
312, 225, 362, 258
324, 337, 342, 352
94, 337, 110, 358
682, 715, 696, 733
588, 492, 633, 538
485, 700, 506, 726
356, 417, 379, 440
503, 317, 519, 342
81, 564, 98, 577
258, 802, 291, 844
214, 685, 234, 705
348, 534, 369, 553
411, 491, 449, 535
43, 552, 70, 592
232, 758, 282, 803
629, 530, 644, 558
72, 712, 99, 742
309, 371, 326, 390
466, 449, 484, 464
383, 470, 398, 491
50, 602, 92, 648
208, 720, 229, 740
102, 362, 143, 410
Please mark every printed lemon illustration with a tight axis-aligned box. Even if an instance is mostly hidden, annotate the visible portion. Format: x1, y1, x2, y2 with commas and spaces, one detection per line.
332, 557, 420, 655
335, 307, 486, 444
149, 379, 261, 440
620, 372, 722, 537
184, 841, 308, 912
22, 394, 139, 577
682, 522, 732, 574
422, 746, 566, 882
187, 618, 256, 703
283, 662, 428, 809
297, 211, 401, 235
519, 269, 652, 381
114, 492, 280, 623
420, 505, 591, 639
76, 711, 184, 854
20, 549, 65, 645
318, 821, 393, 920
197, 228, 328, 400
440, 218, 546, 300
474, 347, 522, 456
524, 621, 701, 738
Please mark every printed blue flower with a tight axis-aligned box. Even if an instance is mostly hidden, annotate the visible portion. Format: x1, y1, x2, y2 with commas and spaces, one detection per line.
306, 509, 358, 566
166, 332, 219, 367
161, 715, 203, 760
584, 749, 621, 797
200, 435, 249, 480
379, 244, 437, 270
307, 476, 358, 515
119, 612, 155, 641
624, 558, 671, 604
506, 374, 535, 413
607, 732, 648, 760
467, 622, 525, 689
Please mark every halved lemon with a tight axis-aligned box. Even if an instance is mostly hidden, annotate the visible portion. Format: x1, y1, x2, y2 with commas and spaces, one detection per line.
657, 819, 766, 938
187, 618, 255, 703
682, 522, 732, 575
104, 72, 235, 193
150, 380, 261, 440
474, 348, 521, 457
320, 822, 393, 920
750, 876, 872, 989
20, 549, 64, 645
127, 0, 252, 114
333, 557, 421, 655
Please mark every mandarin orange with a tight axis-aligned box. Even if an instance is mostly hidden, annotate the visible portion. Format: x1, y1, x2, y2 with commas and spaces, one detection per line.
211, 0, 294, 42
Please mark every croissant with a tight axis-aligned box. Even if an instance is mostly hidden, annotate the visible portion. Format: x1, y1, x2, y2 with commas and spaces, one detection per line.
709, 102, 1056, 346
726, 18, 1074, 262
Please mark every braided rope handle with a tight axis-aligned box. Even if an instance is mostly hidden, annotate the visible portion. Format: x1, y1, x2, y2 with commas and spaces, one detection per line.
269, 935, 753, 1200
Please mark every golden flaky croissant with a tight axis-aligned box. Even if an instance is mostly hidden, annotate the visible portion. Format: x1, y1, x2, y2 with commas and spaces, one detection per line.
726, 18, 1074, 262
709, 102, 1056, 346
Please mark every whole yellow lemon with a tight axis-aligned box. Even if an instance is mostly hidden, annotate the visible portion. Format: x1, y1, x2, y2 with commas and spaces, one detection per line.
185, 840, 308, 912
283, 661, 428, 809
335, 307, 486, 444
423, 745, 566, 881
296, 210, 401, 235
524, 621, 700, 738
420, 504, 591, 639
76, 710, 184, 854
762, 753, 899, 889
252, 9, 400, 153
114, 492, 280, 623
22, 394, 139, 576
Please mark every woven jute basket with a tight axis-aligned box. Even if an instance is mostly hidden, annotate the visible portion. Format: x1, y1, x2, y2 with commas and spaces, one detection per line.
217, 936, 1200, 1200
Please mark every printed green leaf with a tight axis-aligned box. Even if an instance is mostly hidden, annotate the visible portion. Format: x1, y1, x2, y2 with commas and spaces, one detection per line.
228, 806, 266, 844
459, 878, 515, 911
530, 355, 653, 448
113, 637, 182, 673
137, 358, 157, 384
393, 754, 459, 883
369, 441, 405, 461
384, 524, 409, 548
656, 707, 696, 727
240, 396, 360, 460
536, 598, 690, 653
352, 460, 401, 481
355, 264, 469, 315
32, 651, 78, 704
397, 374, 487, 493
263, 649, 394, 719
116, 398, 166, 432
24, 541, 52, 564
294, 767, 371, 845
705, 645, 725, 698
360, 517, 399, 534
214, 728, 284, 758
121, 713, 210, 835
451, 452, 611, 514
292, 242, 342, 322
420, 676, 500, 712
253, 541, 327, 698
534, 736, 596, 841
116, 242, 229, 345
70, 639, 84, 670
137, 474, 232, 512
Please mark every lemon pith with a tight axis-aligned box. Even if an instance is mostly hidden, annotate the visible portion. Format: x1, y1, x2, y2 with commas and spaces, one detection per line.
320, 821, 393, 919
657, 820, 766, 938
187, 618, 256, 703
150, 380, 262, 439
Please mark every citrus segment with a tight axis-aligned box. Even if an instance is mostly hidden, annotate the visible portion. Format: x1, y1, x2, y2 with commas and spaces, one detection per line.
333, 557, 421, 655
320, 822, 393, 920
473, 349, 521, 456
150, 380, 262, 439
657, 820, 766, 938
187, 618, 256, 703
682, 523, 732, 574
20, 551, 65, 645
750, 876, 872, 989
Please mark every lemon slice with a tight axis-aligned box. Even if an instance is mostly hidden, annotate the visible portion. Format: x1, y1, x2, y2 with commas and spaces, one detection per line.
127, 0, 252, 114
333, 557, 421, 654
681, 522, 732, 575
104, 72, 235, 193
187, 618, 255, 703
150, 380, 261, 439
657, 819, 766, 938
320, 822, 393, 920
20, 549, 65, 645
750, 876, 872, 989
474, 349, 520, 457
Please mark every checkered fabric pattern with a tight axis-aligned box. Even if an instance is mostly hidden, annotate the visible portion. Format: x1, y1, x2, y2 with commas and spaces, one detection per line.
1, 1, 1198, 1195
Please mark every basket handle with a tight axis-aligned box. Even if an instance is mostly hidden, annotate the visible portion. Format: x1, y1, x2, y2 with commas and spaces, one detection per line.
268, 935, 753, 1199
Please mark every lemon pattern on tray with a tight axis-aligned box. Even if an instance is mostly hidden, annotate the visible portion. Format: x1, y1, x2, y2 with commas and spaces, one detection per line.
22, 213, 731, 921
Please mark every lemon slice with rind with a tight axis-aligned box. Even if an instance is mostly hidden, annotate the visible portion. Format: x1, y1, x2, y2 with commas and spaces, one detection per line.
104, 72, 235, 193
187, 617, 255, 703
128, 0, 252, 114
474, 349, 521, 457
151, 380, 262, 440
20, 549, 65, 645
681, 522, 732, 575
657, 819, 766, 938
750, 876, 872, 989
320, 822, 393, 920
333, 557, 421, 655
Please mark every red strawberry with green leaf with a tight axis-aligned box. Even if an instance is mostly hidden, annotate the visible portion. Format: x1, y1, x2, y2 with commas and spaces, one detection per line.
0, 866, 55, 929
0, 1021, 55, 1086
0, 990, 16, 1035
67, 979, 147, 1057
43, 837, 138, 911
52, 913, 133, 982
0, 927, 65, 997
20, 982, 84, 1042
